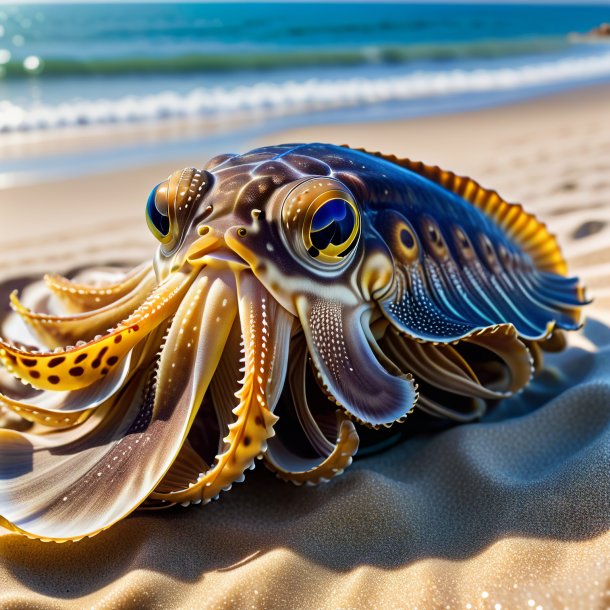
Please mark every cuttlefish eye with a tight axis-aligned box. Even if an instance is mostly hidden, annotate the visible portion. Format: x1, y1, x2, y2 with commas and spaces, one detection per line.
145, 182, 171, 242
282, 179, 360, 266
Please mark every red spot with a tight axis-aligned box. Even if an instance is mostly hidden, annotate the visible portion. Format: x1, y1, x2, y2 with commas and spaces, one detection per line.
30, 371, 40, 379
48, 375, 60, 385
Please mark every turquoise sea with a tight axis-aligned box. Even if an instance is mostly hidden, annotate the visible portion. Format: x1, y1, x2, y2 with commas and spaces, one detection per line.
1, 3, 609, 180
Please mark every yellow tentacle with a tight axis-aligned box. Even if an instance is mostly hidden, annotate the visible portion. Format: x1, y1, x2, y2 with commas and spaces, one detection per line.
150, 270, 283, 505
44, 262, 153, 313
0, 271, 192, 392
265, 416, 359, 486
10, 270, 156, 348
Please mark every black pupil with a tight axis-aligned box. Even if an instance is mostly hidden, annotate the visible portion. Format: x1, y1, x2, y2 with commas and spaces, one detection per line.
309, 199, 356, 257
146, 184, 169, 236
400, 228, 414, 249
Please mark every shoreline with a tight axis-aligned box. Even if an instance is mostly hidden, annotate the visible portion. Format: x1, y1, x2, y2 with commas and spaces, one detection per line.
2, 80, 610, 185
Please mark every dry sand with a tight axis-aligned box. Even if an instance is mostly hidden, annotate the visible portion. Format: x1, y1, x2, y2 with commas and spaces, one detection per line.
0, 85, 609, 609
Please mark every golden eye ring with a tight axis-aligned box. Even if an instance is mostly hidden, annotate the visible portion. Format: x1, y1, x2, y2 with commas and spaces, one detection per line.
301, 189, 360, 265
394, 219, 419, 264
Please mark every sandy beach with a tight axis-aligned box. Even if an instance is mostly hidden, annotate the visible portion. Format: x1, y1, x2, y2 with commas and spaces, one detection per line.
0, 84, 609, 608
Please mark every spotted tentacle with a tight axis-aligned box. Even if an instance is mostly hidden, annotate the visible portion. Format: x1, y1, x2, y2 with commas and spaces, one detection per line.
0, 269, 235, 541
0, 270, 192, 392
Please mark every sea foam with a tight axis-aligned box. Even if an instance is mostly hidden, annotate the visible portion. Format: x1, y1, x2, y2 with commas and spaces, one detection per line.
2, 51, 610, 134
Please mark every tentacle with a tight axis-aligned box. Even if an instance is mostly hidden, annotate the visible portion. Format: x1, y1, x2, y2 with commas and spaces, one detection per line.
295, 295, 418, 427
380, 328, 487, 421
0, 270, 192, 392
44, 263, 154, 313
9, 270, 157, 348
381, 327, 507, 401
538, 329, 567, 353
377, 324, 532, 421
150, 270, 290, 505
0, 352, 132, 428
153, 440, 209, 502
0, 270, 236, 541
1, 280, 54, 352
462, 325, 534, 395
0, 404, 31, 432
264, 336, 359, 485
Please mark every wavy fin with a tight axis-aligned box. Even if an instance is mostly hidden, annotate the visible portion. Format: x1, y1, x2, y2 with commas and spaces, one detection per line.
345, 146, 567, 274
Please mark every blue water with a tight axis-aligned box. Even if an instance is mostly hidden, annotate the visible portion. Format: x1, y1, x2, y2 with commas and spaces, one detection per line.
0, 3, 609, 182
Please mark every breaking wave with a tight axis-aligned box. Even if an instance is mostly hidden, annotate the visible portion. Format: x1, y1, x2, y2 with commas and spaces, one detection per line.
2, 50, 610, 133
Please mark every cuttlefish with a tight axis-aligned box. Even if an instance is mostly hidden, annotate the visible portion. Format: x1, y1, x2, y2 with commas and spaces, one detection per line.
0, 144, 587, 542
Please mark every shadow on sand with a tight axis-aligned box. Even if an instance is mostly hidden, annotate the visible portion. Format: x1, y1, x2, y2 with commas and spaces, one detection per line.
0, 276, 608, 600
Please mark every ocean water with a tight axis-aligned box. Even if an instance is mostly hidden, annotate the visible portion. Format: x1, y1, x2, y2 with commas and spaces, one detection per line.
0, 3, 610, 182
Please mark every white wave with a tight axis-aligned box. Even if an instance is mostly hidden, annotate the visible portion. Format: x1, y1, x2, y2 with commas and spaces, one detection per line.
2, 51, 610, 133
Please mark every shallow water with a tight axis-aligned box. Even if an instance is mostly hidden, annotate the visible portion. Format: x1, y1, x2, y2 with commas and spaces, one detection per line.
2, 3, 610, 186
1, 3, 610, 132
